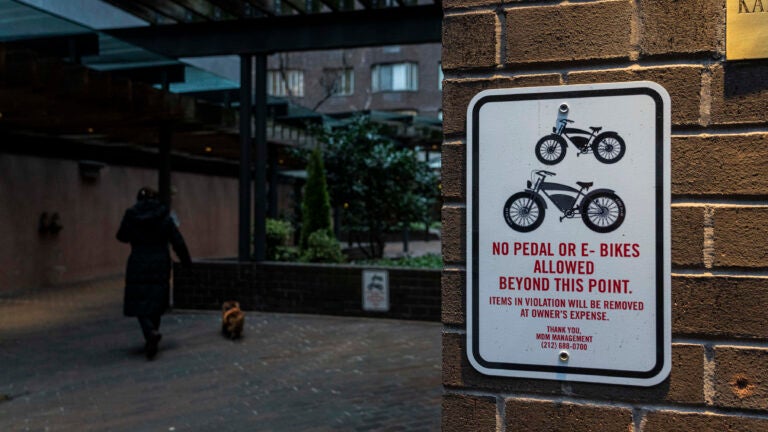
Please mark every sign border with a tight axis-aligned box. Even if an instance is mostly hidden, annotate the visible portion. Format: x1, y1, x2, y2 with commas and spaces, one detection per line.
465, 82, 671, 386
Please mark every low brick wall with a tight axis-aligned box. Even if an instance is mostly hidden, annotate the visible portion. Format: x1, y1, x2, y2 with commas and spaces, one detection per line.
173, 260, 441, 321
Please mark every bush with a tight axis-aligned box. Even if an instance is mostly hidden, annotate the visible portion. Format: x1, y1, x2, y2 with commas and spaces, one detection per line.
300, 147, 333, 249
300, 229, 345, 263
265, 218, 294, 261
352, 253, 442, 269
273, 245, 301, 262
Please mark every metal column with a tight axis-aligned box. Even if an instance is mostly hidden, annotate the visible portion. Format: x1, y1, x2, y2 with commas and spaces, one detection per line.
253, 54, 267, 261
238, 55, 253, 260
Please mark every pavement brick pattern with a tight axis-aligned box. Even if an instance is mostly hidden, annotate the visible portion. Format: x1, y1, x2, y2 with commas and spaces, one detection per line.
0, 277, 441, 431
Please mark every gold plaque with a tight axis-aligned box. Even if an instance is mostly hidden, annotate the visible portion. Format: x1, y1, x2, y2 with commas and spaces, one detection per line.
727, 0, 768, 60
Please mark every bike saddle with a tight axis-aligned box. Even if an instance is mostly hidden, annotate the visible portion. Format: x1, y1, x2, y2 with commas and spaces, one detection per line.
589, 127, 602, 133
577, 181, 593, 189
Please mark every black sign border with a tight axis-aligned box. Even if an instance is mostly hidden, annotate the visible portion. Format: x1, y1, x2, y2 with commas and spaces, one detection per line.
469, 86, 667, 380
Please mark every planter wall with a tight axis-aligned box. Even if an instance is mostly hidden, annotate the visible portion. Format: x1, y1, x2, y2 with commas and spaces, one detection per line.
173, 260, 441, 321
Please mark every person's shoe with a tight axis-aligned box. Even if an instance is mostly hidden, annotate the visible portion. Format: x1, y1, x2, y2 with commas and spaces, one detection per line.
145, 331, 162, 360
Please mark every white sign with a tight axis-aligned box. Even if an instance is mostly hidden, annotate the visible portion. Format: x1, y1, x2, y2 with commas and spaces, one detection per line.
363, 269, 389, 312
466, 82, 671, 386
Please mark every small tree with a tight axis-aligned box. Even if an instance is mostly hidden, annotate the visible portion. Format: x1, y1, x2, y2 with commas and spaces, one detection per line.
314, 116, 439, 258
300, 147, 333, 249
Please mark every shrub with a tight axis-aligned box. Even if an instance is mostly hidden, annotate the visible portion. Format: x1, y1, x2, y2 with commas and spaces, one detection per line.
352, 253, 442, 269
300, 229, 345, 263
265, 218, 294, 261
300, 147, 333, 249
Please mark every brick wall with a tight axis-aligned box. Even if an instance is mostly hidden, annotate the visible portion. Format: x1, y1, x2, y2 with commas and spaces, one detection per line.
173, 261, 441, 321
442, 0, 768, 429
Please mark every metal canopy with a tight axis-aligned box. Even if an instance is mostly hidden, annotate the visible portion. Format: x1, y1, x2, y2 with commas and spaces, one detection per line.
104, 4, 442, 57
4, 0, 443, 262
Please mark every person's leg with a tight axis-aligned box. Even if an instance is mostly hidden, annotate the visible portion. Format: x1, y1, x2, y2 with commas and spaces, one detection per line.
151, 314, 162, 333
137, 316, 154, 341
138, 315, 162, 360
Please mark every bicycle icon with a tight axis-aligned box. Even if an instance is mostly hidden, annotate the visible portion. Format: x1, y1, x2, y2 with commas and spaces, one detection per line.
503, 170, 626, 233
536, 118, 626, 165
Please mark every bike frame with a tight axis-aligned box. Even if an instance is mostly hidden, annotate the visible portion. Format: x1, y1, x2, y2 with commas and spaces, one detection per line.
555, 120, 598, 152
528, 174, 587, 217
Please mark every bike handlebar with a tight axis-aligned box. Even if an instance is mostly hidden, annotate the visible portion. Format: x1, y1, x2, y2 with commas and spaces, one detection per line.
536, 170, 556, 177
558, 119, 575, 124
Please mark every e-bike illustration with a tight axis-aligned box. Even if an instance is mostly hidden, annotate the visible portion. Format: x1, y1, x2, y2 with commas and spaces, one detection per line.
535, 118, 626, 165
503, 170, 626, 233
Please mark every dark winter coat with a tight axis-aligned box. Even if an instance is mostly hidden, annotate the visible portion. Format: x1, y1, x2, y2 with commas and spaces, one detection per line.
117, 199, 191, 317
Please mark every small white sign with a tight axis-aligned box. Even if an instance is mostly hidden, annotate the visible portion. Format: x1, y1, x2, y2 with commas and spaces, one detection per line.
363, 269, 389, 312
466, 82, 671, 386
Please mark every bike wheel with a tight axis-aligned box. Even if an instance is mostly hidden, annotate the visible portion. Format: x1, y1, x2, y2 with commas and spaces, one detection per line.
592, 133, 626, 164
581, 191, 625, 233
504, 192, 546, 232
535, 135, 567, 165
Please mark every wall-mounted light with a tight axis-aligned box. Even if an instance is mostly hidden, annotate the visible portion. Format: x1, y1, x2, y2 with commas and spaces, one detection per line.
204, 146, 213, 153
78, 160, 105, 181
38, 212, 63, 235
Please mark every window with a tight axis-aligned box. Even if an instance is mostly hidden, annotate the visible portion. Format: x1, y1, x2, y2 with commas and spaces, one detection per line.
323, 68, 354, 96
371, 62, 418, 92
267, 69, 304, 97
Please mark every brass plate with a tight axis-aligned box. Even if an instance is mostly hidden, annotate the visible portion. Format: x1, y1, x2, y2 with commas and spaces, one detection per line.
727, 0, 768, 60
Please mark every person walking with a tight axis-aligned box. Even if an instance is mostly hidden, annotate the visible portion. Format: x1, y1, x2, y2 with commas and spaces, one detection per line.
117, 187, 191, 360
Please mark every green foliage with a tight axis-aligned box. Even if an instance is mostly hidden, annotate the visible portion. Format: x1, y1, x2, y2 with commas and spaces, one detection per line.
300, 147, 333, 249
273, 245, 301, 262
265, 218, 298, 261
300, 229, 345, 263
352, 253, 442, 269
312, 116, 440, 258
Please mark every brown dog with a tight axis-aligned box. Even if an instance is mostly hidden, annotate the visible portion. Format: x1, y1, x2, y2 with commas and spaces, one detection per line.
221, 301, 245, 339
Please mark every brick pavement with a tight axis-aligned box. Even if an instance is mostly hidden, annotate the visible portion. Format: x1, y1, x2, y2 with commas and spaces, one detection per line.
0, 277, 441, 431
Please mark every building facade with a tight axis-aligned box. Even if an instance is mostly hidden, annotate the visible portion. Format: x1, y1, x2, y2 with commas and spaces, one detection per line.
266, 44, 442, 119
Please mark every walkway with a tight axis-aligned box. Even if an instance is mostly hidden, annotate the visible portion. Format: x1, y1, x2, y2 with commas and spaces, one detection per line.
0, 277, 442, 431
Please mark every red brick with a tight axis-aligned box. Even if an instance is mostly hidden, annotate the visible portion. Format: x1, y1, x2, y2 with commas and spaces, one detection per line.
713, 207, 768, 268
710, 64, 768, 126
714, 346, 768, 410
442, 332, 562, 394
638, 0, 724, 56
442, 12, 497, 70
671, 206, 704, 268
672, 134, 768, 197
569, 66, 703, 126
443, 74, 563, 136
505, 398, 633, 432
442, 393, 497, 432
442, 333, 702, 404
442, 205, 465, 265
643, 410, 768, 431
442, 269, 465, 325
443, 0, 501, 9
571, 344, 705, 405
673, 276, 768, 339
441, 141, 465, 202
506, 1, 632, 65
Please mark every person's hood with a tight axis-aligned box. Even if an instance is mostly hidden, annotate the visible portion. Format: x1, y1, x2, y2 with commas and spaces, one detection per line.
130, 199, 169, 221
